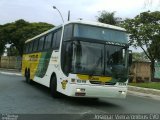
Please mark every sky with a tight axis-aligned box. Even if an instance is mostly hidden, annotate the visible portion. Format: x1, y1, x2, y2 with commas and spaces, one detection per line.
0, 0, 160, 53
0, 0, 160, 26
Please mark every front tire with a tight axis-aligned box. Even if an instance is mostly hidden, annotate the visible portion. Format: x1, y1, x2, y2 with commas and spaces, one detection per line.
50, 76, 60, 98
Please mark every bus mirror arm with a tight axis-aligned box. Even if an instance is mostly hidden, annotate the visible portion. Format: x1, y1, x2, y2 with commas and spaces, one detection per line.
65, 43, 73, 76
128, 50, 132, 66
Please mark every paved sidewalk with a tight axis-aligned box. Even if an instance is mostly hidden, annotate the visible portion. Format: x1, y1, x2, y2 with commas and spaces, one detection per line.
128, 85, 160, 96
128, 91, 160, 101
0, 68, 21, 71
128, 85, 160, 100
0, 68, 21, 76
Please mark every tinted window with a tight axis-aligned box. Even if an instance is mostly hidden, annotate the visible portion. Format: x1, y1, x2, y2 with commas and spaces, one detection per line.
29, 41, 34, 52
63, 24, 73, 41
38, 37, 45, 51
27, 42, 30, 53
44, 33, 52, 49
52, 28, 62, 49
74, 24, 128, 44
33, 39, 39, 52
24, 43, 28, 53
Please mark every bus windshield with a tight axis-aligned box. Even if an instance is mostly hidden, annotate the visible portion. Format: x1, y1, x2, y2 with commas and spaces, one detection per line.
61, 23, 129, 83
72, 41, 104, 76
61, 41, 128, 82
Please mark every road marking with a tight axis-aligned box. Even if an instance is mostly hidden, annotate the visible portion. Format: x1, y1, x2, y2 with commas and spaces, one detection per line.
0, 71, 22, 76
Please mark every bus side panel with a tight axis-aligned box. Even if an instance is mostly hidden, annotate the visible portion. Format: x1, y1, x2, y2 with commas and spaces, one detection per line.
21, 53, 42, 79
35, 51, 53, 78
32, 51, 59, 87
29, 53, 42, 80
22, 54, 29, 76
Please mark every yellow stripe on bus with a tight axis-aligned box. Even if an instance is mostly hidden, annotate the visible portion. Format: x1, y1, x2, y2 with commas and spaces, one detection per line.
77, 74, 112, 82
22, 52, 42, 80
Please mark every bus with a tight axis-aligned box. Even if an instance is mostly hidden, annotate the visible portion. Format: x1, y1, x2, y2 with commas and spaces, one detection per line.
22, 20, 131, 98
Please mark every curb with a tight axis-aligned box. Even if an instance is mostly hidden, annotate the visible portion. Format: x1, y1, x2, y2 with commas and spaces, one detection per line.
0, 68, 21, 72
128, 85, 160, 96
0, 68, 22, 76
0, 71, 22, 76
127, 91, 160, 101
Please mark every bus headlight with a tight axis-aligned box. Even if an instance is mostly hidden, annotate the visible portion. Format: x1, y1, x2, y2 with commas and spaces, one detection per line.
76, 88, 81, 92
76, 88, 85, 92
76, 88, 86, 96
119, 91, 126, 95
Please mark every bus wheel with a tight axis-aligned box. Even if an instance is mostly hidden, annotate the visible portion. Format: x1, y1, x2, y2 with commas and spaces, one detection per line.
50, 76, 59, 98
25, 70, 29, 83
25, 70, 32, 84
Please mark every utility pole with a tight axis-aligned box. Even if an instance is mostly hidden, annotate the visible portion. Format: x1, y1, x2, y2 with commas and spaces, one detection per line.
68, 10, 70, 21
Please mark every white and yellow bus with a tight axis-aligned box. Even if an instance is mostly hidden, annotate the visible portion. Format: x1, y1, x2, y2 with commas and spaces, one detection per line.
22, 20, 131, 98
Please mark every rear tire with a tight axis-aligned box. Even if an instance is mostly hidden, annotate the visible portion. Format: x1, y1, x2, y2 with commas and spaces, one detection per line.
25, 70, 29, 83
50, 75, 60, 98
25, 69, 32, 84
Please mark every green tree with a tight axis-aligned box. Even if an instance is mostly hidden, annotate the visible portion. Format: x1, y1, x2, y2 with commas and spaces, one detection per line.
97, 11, 122, 25
0, 25, 6, 67
0, 40, 5, 56
122, 11, 160, 81
0, 19, 54, 56
0, 25, 6, 53
7, 45, 19, 56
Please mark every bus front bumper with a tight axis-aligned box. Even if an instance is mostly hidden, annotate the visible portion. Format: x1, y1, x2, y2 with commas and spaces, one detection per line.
67, 84, 127, 98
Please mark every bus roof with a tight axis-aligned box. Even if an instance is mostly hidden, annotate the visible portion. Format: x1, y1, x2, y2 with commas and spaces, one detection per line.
25, 25, 62, 43
65, 20, 126, 31
25, 20, 126, 43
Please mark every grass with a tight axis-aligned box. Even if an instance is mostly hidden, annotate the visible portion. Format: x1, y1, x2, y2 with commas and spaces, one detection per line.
129, 82, 160, 90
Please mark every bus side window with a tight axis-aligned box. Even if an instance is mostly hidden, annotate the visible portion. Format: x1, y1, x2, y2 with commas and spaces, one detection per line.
24, 43, 28, 53
52, 28, 62, 50
27, 43, 30, 53
63, 24, 73, 41
38, 37, 45, 51
29, 41, 34, 53
33, 39, 39, 52
44, 33, 52, 50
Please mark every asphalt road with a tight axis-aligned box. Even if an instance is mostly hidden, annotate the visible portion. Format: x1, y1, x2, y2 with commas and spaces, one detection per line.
0, 73, 160, 119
